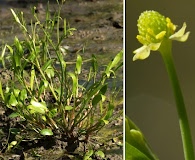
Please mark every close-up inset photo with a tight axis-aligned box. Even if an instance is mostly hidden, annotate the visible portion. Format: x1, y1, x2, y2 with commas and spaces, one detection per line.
126, 0, 195, 160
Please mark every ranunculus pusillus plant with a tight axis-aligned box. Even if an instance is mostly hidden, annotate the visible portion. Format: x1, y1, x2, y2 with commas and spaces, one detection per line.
131, 10, 194, 160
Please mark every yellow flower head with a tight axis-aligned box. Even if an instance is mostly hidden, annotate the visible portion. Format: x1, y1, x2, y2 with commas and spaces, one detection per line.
133, 10, 190, 61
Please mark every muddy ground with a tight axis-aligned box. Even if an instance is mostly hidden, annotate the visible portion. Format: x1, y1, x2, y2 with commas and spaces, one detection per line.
0, 0, 123, 159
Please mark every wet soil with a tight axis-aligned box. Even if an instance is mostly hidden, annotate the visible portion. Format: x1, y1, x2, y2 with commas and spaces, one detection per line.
0, 0, 123, 60
0, 103, 123, 160
0, 0, 123, 159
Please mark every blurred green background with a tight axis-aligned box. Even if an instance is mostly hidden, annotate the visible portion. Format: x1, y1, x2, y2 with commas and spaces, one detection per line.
126, 0, 195, 159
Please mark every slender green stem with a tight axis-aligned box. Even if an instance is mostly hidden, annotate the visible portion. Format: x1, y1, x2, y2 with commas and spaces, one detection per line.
159, 39, 194, 160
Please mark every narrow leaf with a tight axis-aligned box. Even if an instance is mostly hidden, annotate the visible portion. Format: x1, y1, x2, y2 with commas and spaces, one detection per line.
9, 93, 18, 106
27, 100, 48, 114
40, 129, 53, 136
9, 112, 21, 118
76, 54, 82, 74
95, 150, 105, 158
105, 50, 123, 77
68, 72, 78, 97
92, 94, 102, 106
83, 150, 94, 160
0, 80, 4, 100
19, 89, 27, 101
64, 105, 73, 111
41, 59, 54, 71
10, 9, 21, 24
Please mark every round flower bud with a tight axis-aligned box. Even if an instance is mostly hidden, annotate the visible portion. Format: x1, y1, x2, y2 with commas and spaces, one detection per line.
137, 11, 168, 44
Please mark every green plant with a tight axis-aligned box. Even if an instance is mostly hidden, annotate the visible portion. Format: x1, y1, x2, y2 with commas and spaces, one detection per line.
127, 10, 193, 160
0, 0, 123, 156
83, 149, 105, 160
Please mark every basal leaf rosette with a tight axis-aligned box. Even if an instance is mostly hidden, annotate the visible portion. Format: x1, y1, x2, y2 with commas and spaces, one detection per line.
133, 10, 190, 61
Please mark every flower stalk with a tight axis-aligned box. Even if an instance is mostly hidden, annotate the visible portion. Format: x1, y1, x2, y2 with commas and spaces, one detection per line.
159, 39, 194, 160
